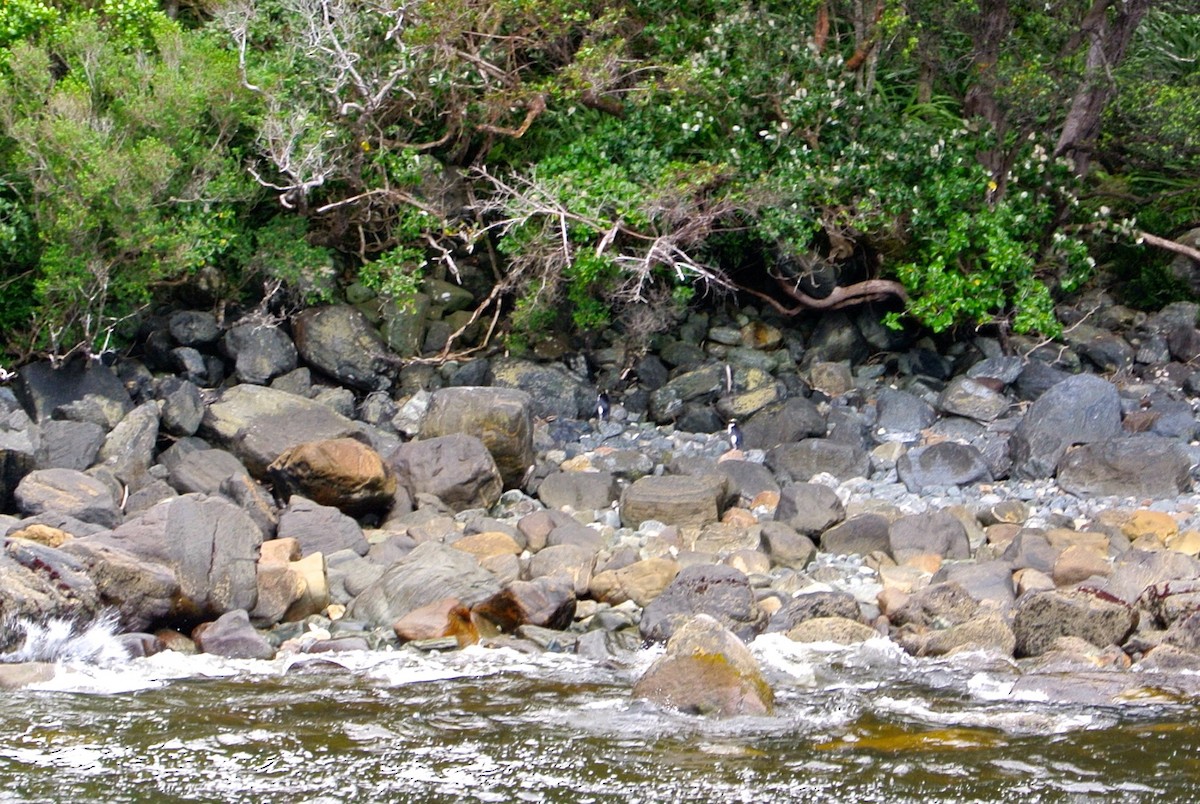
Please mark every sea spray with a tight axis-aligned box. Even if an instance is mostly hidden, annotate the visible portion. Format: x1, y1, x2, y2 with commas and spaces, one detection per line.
0, 611, 127, 665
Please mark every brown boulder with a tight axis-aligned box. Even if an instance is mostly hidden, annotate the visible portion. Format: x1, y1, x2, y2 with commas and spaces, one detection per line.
269, 438, 396, 516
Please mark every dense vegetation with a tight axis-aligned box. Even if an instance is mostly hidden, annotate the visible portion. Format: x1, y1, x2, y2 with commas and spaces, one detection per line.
0, 0, 1197, 361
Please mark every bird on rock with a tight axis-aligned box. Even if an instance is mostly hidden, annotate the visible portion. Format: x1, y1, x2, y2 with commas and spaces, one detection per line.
596, 391, 611, 422
727, 419, 744, 451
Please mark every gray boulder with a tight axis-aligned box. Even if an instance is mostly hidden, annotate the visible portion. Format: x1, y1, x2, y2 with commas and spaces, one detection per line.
766, 439, 870, 482
277, 496, 368, 557
619, 474, 723, 530
193, 609, 275, 659
938, 377, 1010, 422
82, 494, 262, 622
168, 310, 221, 346
14, 468, 121, 529
421, 386, 534, 488
14, 360, 131, 423
822, 513, 892, 557
166, 447, 249, 496
537, 471, 618, 511
1010, 374, 1122, 479
648, 363, 725, 424
0, 539, 100, 650
774, 482, 845, 537
156, 377, 205, 437
1, 413, 40, 513
474, 577, 576, 632
35, 419, 104, 472
488, 357, 592, 420
1056, 435, 1192, 499
740, 397, 826, 449
96, 402, 160, 488
222, 321, 298, 385
640, 563, 767, 643
348, 542, 502, 628
201, 384, 361, 476
292, 304, 397, 391
889, 510, 971, 563
897, 442, 992, 493
875, 387, 938, 434
388, 434, 503, 512
766, 590, 861, 633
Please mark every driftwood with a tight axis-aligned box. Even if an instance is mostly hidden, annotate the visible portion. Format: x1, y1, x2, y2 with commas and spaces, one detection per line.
738, 272, 908, 315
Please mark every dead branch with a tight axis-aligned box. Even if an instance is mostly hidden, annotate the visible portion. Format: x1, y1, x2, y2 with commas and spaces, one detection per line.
1137, 230, 1200, 264
737, 274, 908, 315
477, 94, 546, 138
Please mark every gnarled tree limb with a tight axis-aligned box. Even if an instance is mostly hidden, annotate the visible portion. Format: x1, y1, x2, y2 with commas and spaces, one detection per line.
737, 274, 908, 315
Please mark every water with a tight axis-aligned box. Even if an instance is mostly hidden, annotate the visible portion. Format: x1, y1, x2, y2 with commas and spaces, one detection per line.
2, 631, 1199, 803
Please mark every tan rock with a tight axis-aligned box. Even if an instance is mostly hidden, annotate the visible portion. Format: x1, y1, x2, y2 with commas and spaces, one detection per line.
985, 523, 1021, 550
720, 507, 759, 529
1045, 528, 1109, 557
6, 524, 72, 547
1052, 544, 1112, 586
252, 562, 306, 625
1167, 530, 1200, 557
260, 537, 302, 565
1013, 567, 1056, 596
588, 557, 681, 607
0, 662, 56, 689
452, 531, 522, 562
725, 549, 770, 576
749, 490, 780, 511
693, 522, 761, 556
393, 597, 478, 646
786, 616, 878, 645
1121, 510, 1179, 542
283, 552, 329, 621
877, 564, 930, 595
903, 553, 943, 574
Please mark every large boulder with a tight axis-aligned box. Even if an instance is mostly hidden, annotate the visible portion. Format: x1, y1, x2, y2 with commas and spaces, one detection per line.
766, 590, 862, 633
822, 513, 892, 557
78, 494, 263, 623
1056, 435, 1192, 499
619, 475, 723, 530
588, 557, 680, 607
192, 609, 275, 660
1012, 589, 1138, 657
648, 363, 725, 424
537, 471, 618, 511
222, 320, 298, 385
889, 510, 971, 564
292, 304, 397, 391
35, 419, 103, 473
387, 434, 503, 512
0, 539, 101, 651
54, 540, 178, 632
633, 614, 774, 716
774, 482, 845, 537
276, 496, 369, 557
164, 446, 249, 496
13, 359, 132, 424
14, 468, 122, 529
875, 387, 938, 434
347, 541, 502, 628
766, 439, 870, 482
937, 377, 1011, 422
741, 398, 827, 450
473, 577, 576, 632
640, 563, 767, 642
421, 387, 534, 489
268, 438, 396, 516
96, 401, 160, 488
1010, 374, 1122, 479
487, 358, 592, 420
897, 442, 992, 493
200, 384, 361, 476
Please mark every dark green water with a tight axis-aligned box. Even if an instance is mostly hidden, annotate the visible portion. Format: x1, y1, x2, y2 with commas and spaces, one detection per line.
1, 641, 1197, 803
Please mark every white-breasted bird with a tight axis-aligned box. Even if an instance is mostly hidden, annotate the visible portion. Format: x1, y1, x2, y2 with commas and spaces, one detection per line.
727, 419, 744, 451
596, 391, 611, 422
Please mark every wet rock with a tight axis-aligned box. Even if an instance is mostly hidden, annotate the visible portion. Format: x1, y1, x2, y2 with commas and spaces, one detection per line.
774, 482, 845, 537
1010, 374, 1121, 479
0, 540, 100, 649
393, 598, 478, 646
488, 358, 592, 420
82, 494, 262, 623
766, 439, 870, 482
889, 510, 970, 564
277, 496, 368, 557
292, 304, 397, 391
193, 609, 275, 660
348, 542, 502, 628
387, 433, 503, 513
887, 582, 981, 630
1012, 589, 1138, 657
0, 662, 57, 689
766, 590, 862, 633
15, 467, 118, 529
897, 611, 1015, 657
620, 475, 723, 530
222, 320, 299, 385
201, 384, 361, 476
633, 614, 773, 716
640, 563, 767, 643
784, 616, 879, 644
421, 386, 534, 489
897, 442, 992, 493
269, 438, 396, 516
474, 576, 576, 632
1056, 435, 1192, 499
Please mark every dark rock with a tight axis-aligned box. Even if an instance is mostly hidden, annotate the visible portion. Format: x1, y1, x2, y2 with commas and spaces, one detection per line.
219, 474, 279, 540
937, 377, 1010, 422
766, 590, 861, 633
168, 310, 221, 346
774, 482, 845, 537
804, 311, 869, 366
932, 560, 1016, 610
388, 433, 503, 513
220, 321, 300, 386
1056, 435, 1192, 498
897, 442, 992, 493
155, 377, 204, 437
1000, 529, 1060, 574
1, 413, 39, 512
766, 439, 870, 482
822, 513, 892, 557
966, 356, 1025, 385
166, 447, 249, 496
0, 540, 100, 650
1010, 374, 1122, 479
713, 460, 780, 507
277, 496, 368, 557
35, 420, 104, 472
293, 304, 397, 391
741, 397, 826, 450
421, 386, 535, 489
759, 521, 817, 569
633, 614, 773, 716
875, 387, 938, 434
1012, 589, 1138, 657
888, 582, 980, 629
640, 563, 767, 643
474, 577, 576, 632
95, 402, 160, 488
1100, 549, 1200, 605
889, 510, 970, 563
648, 364, 725, 424
487, 357, 592, 420
14, 360, 132, 424
1013, 360, 1070, 402
193, 609, 275, 659
635, 355, 670, 390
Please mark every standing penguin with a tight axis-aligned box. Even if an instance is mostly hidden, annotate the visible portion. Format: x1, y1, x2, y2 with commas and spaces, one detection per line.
596, 391, 611, 422
727, 418, 744, 451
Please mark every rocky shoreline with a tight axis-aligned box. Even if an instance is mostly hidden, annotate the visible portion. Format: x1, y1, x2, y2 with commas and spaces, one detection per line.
5, 292, 1200, 713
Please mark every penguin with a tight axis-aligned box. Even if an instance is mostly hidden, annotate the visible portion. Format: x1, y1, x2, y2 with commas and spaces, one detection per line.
596, 391, 611, 422
727, 419, 744, 451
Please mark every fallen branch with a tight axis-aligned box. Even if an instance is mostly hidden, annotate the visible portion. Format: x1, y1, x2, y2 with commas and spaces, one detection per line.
1138, 229, 1200, 264
736, 273, 908, 315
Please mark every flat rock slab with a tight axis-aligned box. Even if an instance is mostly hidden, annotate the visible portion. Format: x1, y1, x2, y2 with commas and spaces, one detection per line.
619, 475, 723, 530
1056, 435, 1192, 499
